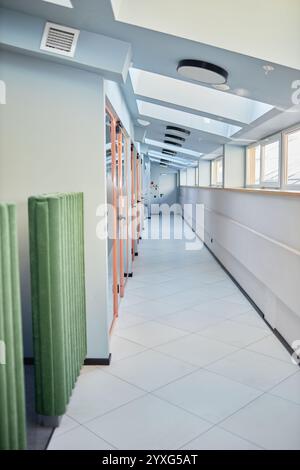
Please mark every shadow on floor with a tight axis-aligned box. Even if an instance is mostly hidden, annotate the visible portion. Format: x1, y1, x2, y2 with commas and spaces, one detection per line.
25, 366, 54, 450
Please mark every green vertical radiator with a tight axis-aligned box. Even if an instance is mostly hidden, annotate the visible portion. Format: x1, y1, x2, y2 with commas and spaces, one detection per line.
0, 204, 27, 450
28, 193, 87, 419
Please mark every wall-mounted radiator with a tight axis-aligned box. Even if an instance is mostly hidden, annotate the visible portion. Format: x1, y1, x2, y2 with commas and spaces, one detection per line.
0, 204, 27, 450
28, 193, 87, 420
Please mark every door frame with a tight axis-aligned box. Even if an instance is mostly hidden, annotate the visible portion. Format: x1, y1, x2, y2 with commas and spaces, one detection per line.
106, 106, 119, 323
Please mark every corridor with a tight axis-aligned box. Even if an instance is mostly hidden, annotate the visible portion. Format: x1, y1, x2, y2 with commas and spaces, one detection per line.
48, 216, 300, 451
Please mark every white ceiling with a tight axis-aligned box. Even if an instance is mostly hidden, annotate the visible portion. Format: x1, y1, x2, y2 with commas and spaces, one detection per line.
1, 0, 300, 169
114, 0, 300, 70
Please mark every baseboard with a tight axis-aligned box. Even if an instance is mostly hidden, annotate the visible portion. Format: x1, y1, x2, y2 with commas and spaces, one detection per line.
25, 354, 112, 367
84, 354, 111, 366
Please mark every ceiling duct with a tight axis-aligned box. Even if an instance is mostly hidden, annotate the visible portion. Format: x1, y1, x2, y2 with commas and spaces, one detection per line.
40, 22, 80, 57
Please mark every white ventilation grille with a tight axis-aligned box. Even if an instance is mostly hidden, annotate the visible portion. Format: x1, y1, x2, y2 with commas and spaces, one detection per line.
40, 22, 80, 57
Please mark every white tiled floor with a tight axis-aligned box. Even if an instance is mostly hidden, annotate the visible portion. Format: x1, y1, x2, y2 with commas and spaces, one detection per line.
48, 216, 300, 450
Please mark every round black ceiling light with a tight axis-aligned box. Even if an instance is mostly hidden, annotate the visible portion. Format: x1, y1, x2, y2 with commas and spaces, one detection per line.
164, 140, 182, 147
166, 125, 190, 135
165, 133, 186, 142
177, 60, 228, 85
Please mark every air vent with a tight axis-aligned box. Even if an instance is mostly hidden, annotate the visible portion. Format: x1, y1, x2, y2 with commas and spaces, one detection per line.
166, 125, 191, 135
40, 22, 80, 57
164, 140, 182, 147
165, 134, 186, 142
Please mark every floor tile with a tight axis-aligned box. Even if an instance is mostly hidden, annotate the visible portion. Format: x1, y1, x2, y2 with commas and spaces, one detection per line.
246, 335, 294, 363
48, 425, 113, 450
270, 372, 300, 405
232, 312, 269, 330
110, 335, 146, 361
224, 292, 252, 306
119, 294, 146, 308
157, 308, 225, 332
160, 289, 208, 310
116, 321, 187, 348
66, 369, 145, 423
115, 312, 147, 330
154, 369, 261, 424
121, 299, 184, 319
221, 394, 300, 450
192, 297, 254, 319
207, 349, 297, 391
86, 395, 211, 450
181, 426, 261, 450
107, 349, 196, 391
199, 320, 270, 348
80, 365, 98, 376
48, 215, 298, 451
51, 415, 79, 438
155, 334, 237, 367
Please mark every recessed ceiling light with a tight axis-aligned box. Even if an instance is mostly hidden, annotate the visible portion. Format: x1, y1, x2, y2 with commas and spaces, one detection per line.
166, 125, 190, 135
263, 64, 275, 75
204, 118, 211, 124
165, 133, 186, 142
177, 60, 228, 85
137, 119, 150, 126
43, 0, 73, 7
164, 140, 182, 147
213, 83, 230, 91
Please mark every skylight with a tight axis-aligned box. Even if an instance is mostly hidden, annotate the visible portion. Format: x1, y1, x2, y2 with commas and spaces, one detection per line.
138, 100, 241, 138
131, 68, 273, 125
43, 0, 73, 8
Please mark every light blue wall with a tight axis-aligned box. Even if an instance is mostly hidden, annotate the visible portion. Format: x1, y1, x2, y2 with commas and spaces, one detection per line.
0, 7, 132, 82
0, 50, 110, 359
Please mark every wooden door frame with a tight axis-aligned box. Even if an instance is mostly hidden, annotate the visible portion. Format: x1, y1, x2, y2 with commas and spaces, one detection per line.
106, 106, 119, 321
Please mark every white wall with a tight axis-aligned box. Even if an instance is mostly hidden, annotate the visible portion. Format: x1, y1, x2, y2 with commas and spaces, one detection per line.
224, 145, 245, 188
0, 50, 110, 359
179, 186, 300, 347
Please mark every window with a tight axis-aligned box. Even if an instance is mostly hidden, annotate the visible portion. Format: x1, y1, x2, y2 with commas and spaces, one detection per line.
261, 138, 280, 185
211, 157, 223, 186
246, 145, 261, 185
186, 167, 196, 186
246, 135, 280, 187
180, 169, 187, 185
284, 128, 300, 186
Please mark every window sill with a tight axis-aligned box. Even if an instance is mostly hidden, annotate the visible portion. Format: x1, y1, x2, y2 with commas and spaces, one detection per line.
180, 186, 300, 197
